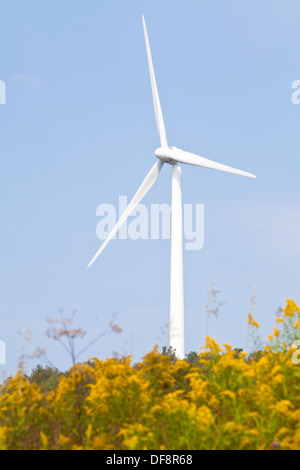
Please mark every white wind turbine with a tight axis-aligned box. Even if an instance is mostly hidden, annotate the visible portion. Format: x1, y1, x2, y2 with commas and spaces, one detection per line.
87, 15, 256, 359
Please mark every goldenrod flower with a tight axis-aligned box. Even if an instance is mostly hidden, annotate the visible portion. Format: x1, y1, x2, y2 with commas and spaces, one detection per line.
205, 336, 223, 353
282, 299, 300, 317
220, 390, 235, 400
273, 327, 280, 337
274, 400, 293, 416
247, 313, 260, 328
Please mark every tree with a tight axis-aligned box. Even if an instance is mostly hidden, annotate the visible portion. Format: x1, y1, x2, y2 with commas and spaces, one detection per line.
27, 365, 66, 393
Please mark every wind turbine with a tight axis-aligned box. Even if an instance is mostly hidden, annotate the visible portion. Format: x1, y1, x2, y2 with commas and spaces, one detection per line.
87, 15, 256, 359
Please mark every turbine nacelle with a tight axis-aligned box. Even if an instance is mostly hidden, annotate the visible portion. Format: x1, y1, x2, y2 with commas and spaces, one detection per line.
155, 146, 178, 164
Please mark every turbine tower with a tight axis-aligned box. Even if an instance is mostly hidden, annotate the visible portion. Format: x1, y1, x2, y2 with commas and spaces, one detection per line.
87, 16, 256, 359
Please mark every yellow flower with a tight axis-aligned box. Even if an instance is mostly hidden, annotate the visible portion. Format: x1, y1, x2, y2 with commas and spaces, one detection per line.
240, 352, 248, 358
248, 313, 259, 328
58, 434, 71, 449
207, 395, 219, 408
238, 388, 251, 398
282, 299, 300, 317
291, 409, 300, 421
205, 337, 223, 353
220, 390, 235, 400
123, 435, 139, 450
274, 400, 293, 416
275, 427, 290, 439
240, 437, 251, 448
223, 421, 243, 432
272, 374, 284, 385
40, 431, 48, 450
0, 428, 7, 451
196, 406, 214, 429
275, 317, 284, 323
273, 327, 280, 337
151, 404, 162, 413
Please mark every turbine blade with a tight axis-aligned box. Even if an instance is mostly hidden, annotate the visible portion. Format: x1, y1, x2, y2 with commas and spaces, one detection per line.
172, 149, 256, 179
87, 160, 164, 268
142, 15, 168, 147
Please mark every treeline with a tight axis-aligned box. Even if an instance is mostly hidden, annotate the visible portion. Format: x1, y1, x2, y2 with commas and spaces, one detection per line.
0, 347, 263, 396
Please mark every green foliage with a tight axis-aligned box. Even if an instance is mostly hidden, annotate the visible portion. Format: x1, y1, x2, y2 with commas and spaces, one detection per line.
27, 365, 67, 394
161, 345, 178, 363
185, 351, 200, 365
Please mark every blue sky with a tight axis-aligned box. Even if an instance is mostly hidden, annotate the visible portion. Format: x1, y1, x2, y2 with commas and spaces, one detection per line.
0, 0, 300, 375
